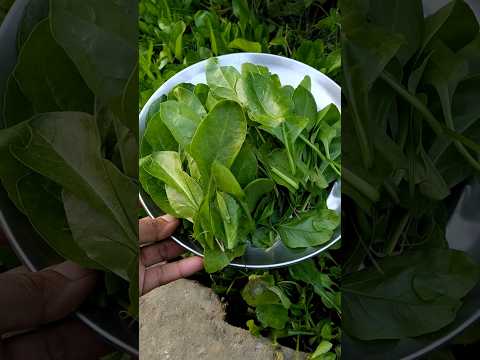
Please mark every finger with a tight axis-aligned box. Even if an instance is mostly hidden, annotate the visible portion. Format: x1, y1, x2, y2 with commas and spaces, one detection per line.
142, 257, 203, 294
0, 261, 96, 334
6, 266, 29, 274
141, 240, 185, 267
0, 318, 111, 360
139, 215, 180, 244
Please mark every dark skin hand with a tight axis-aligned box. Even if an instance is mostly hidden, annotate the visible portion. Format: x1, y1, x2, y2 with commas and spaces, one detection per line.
139, 214, 204, 295
0, 260, 110, 360
0, 214, 202, 358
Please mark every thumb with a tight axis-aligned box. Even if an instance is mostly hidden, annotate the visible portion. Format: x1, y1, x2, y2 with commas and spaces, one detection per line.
0, 261, 97, 335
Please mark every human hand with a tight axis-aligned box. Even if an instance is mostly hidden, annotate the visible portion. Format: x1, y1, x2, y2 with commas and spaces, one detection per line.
0, 261, 110, 359
139, 215, 203, 295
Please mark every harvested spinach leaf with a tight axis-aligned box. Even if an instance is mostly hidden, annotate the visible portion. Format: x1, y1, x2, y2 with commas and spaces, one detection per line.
140, 59, 341, 273
342, 0, 480, 342
0, 0, 138, 321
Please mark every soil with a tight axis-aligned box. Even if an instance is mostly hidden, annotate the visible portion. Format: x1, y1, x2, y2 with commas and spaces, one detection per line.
140, 279, 307, 360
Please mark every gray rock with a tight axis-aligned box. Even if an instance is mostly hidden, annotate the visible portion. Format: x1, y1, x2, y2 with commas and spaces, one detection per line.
140, 279, 307, 360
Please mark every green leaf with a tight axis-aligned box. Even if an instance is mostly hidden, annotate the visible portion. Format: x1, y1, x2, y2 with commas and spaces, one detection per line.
267, 149, 300, 192
17, 173, 99, 268
216, 192, 242, 249
236, 70, 291, 127
11, 112, 137, 246
343, 249, 480, 340
143, 151, 203, 218
299, 75, 311, 91
228, 38, 262, 53
244, 178, 275, 211
231, 143, 258, 187
139, 159, 178, 216
289, 260, 340, 311
342, 20, 404, 168
206, 58, 240, 100
278, 209, 339, 248
16, 0, 49, 50
203, 244, 245, 273
293, 85, 317, 133
50, 0, 136, 100
159, 100, 202, 148
422, 0, 479, 53
171, 86, 207, 118
246, 320, 262, 337
241, 274, 280, 306
256, 304, 289, 330
13, 19, 92, 113
212, 161, 245, 199
2, 75, 34, 127
0, 123, 31, 210
368, 0, 423, 65
311, 341, 333, 358
190, 100, 247, 178
62, 188, 135, 281
142, 112, 178, 156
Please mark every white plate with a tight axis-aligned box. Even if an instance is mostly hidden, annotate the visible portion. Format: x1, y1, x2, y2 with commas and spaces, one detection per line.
139, 53, 341, 269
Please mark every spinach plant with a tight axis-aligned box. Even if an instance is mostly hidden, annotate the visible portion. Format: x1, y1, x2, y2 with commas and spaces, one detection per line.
341, 0, 480, 341
140, 58, 341, 273
0, 0, 138, 317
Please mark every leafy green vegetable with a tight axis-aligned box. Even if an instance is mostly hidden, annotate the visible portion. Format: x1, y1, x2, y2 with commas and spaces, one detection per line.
140, 60, 341, 273
343, 249, 479, 340
0, 0, 138, 322
341, 0, 480, 343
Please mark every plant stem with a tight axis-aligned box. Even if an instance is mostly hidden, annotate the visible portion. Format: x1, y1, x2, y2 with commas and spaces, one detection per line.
299, 134, 341, 175
384, 212, 410, 255
380, 71, 443, 135
343, 167, 380, 202
380, 71, 480, 172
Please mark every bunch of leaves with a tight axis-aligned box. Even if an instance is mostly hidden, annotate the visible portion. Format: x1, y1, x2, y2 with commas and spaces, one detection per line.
0, 0, 138, 317
341, 0, 480, 341
191, 253, 341, 359
139, 0, 341, 107
140, 58, 341, 273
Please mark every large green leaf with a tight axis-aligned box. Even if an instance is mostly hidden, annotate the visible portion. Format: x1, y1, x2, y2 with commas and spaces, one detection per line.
206, 58, 240, 101
139, 158, 178, 216
230, 143, 258, 187
13, 19, 93, 114
343, 249, 480, 340
368, 0, 423, 65
159, 100, 202, 148
236, 70, 291, 128
17, 173, 99, 268
256, 304, 289, 329
278, 209, 339, 248
190, 100, 247, 178
10, 112, 137, 251
50, 0, 136, 100
422, 0, 479, 53
143, 151, 203, 219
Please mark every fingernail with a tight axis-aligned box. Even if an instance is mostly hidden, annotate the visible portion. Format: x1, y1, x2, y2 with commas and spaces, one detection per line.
158, 214, 177, 223
50, 261, 93, 281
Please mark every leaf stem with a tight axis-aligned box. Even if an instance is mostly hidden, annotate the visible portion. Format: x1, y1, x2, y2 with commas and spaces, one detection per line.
343, 167, 380, 203
384, 212, 410, 255
380, 71, 480, 172
380, 71, 443, 135
299, 134, 341, 176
